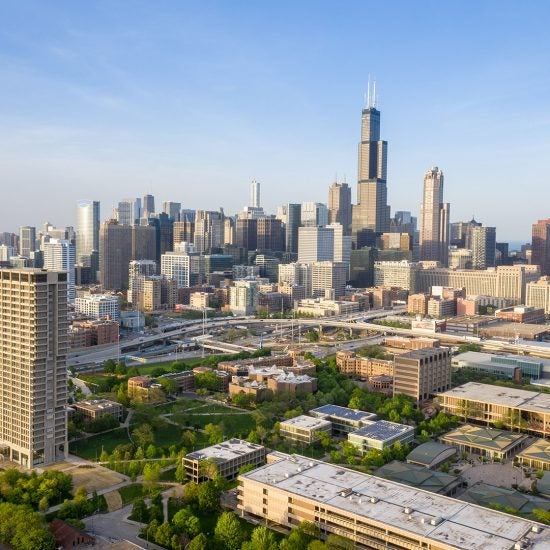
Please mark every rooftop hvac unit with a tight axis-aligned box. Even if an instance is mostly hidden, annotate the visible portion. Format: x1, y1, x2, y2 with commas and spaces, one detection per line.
370, 497, 379, 504
430, 517, 443, 526
403, 507, 413, 514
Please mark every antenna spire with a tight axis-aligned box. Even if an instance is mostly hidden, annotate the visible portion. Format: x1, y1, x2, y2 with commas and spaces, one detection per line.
366, 75, 371, 108
373, 80, 377, 108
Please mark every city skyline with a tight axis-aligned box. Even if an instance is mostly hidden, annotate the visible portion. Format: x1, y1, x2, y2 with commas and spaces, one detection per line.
1, 2, 550, 241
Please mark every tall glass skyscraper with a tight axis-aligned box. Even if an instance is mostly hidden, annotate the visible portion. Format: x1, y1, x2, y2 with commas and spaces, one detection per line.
76, 200, 100, 278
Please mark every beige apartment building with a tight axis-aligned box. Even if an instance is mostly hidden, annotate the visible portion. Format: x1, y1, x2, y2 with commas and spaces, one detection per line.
0, 269, 68, 467
336, 351, 393, 378
393, 348, 451, 404
237, 453, 550, 549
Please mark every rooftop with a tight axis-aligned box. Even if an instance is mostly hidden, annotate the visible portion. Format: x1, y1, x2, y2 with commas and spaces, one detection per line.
406, 441, 456, 467
186, 439, 264, 464
309, 404, 377, 423
280, 415, 332, 430
453, 351, 550, 367
350, 420, 414, 441
375, 460, 459, 494
439, 382, 550, 415
518, 438, 550, 464
74, 399, 121, 411
441, 424, 527, 452
240, 454, 550, 550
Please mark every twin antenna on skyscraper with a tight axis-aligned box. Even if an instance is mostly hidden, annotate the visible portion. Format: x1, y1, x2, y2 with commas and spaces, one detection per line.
365, 76, 377, 109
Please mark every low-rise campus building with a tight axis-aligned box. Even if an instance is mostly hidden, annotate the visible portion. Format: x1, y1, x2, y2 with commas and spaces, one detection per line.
438, 382, 550, 437
309, 404, 377, 435
335, 350, 393, 378
347, 420, 415, 452
517, 439, 550, 471
452, 351, 549, 380
279, 415, 332, 445
440, 424, 529, 460
184, 439, 266, 483
72, 399, 123, 423
237, 453, 550, 549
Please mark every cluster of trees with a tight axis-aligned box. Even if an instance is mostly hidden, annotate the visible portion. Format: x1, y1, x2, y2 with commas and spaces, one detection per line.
330, 440, 411, 470
71, 411, 119, 434
0, 502, 56, 550
373, 319, 411, 329
56, 485, 107, 521
356, 345, 392, 360
0, 468, 72, 511
417, 411, 460, 441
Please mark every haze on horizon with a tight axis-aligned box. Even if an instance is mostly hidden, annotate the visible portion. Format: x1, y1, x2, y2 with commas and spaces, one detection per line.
1, 0, 549, 243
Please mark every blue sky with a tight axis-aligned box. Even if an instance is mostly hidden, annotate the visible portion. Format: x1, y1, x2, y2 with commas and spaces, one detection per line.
1, 1, 549, 242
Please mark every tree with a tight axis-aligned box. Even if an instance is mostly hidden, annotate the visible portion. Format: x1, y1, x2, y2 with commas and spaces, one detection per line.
326, 534, 355, 549
204, 422, 224, 444
195, 371, 219, 391
132, 423, 155, 447
154, 521, 174, 548
187, 533, 209, 550
145, 444, 157, 459
143, 463, 161, 488
103, 359, 116, 373
158, 377, 178, 395
172, 507, 201, 537
115, 362, 128, 375
242, 526, 278, 550
197, 480, 220, 512
214, 511, 245, 550
181, 430, 197, 448
131, 497, 148, 523
316, 430, 332, 450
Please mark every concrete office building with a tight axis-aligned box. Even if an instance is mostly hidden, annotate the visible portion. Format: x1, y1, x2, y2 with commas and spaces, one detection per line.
532, 219, 550, 276
352, 85, 390, 239
237, 454, 550, 549
328, 181, 352, 234
72, 399, 124, 423
419, 167, 450, 266
438, 382, 550, 436
279, 415, 332, 444
161, 250, 201, 288
236, 218, 257, 251
526, 276, 550, 314
75, 293, 120, 323
374, 260, 420, 292
250, 180, 261, 208
311, 261, 347, 299
300, 202, 328, 227
0, 269, 68, 467
449, 247, 473, 269
229, 279, 260, 315
75, 200, 100, 279
184, 439, 265, 483
173, 220, 195, 247
298, 226, 334, 263
19, 225, 36, 258
393, 348, 451, 404
42, 238, 76, 302
451, 351, 547, 380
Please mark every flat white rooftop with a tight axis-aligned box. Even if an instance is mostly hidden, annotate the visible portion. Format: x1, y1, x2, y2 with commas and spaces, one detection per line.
439, 382, 550, 414
310, 404, 377, 423
240, 454, 550, 550
186, 439, 264, 463
280, 415, 332, 430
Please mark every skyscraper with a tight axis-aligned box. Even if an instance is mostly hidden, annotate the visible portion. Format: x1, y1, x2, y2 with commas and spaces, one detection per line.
251, 180, 260, 208
284, 203, 301, 255
99, 220, 133, 290
142, 194, 155, 217
194, 210, 224, 254
42, 238, 76, 302
352, 84, 390, 240
419, 166, 450, 265
471, 226, 496, 269
532, 219, 550, 276
328, 182, 352, 234
236, 218, 258, 251
301, 202, 329, 227
116, 198, 141, 225
162, 201, 181, 221
0, 269, 68, 467
76, 200, 100, 279
19, 225, 36, 257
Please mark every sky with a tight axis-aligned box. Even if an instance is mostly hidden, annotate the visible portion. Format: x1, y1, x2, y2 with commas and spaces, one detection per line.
1, 1, 550, 242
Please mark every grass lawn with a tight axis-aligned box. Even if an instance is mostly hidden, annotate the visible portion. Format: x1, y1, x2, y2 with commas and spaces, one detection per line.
118, 483, 147, 505
70, 428, 131, 460
174, 412, 255, 437
159, 467, 177, 482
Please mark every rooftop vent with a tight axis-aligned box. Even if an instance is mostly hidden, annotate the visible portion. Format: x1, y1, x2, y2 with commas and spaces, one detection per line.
430, 517, 443, 526
403, 507, 413, 514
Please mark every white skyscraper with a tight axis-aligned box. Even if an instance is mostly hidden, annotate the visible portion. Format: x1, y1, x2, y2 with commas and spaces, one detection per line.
251, 180, 261, 208
42, 238, 76, 302
116, 198, 141, 225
